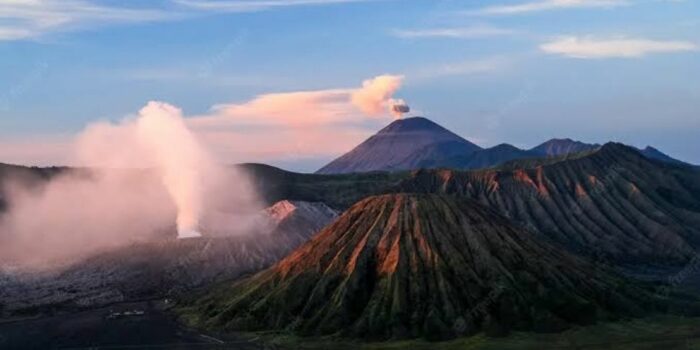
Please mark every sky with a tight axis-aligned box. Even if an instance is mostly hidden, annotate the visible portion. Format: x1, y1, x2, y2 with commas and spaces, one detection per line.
0, 0, 698, 172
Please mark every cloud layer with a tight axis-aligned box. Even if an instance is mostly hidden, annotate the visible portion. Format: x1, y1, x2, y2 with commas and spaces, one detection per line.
0, 0, 174, 41
0, 0, 376, 41
189, 74, 405, 162
392, 25, 515, 39
173, 0, 376, 12
472, 0, 628, 15
0, 75, 406, 168
541, 36, 698, 58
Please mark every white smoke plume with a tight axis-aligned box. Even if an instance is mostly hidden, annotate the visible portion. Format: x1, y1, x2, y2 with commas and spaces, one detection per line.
134, 102, 210, 238
0, 101, 262, 267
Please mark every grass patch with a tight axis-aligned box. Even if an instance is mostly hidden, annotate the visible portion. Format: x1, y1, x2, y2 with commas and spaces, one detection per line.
248, 315, 700, 349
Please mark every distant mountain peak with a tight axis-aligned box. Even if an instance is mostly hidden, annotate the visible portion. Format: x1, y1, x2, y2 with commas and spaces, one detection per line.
491, 143, 522, 150
530, 138, 600, 157
379, 116, 444, 133
636, 145, 688, 166
316, 117, 482, 174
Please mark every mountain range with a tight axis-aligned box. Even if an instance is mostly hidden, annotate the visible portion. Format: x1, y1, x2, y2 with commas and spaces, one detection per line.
317, 117, 689, 174
2, 116, 699, 345
397, 143, 700, 265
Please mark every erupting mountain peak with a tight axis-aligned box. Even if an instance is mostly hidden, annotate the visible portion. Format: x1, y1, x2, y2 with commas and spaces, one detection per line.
316, 117, 482, 174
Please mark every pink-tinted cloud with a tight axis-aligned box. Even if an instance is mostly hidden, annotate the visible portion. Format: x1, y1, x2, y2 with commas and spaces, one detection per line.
0, 75, 406, 167
194, 74, 405, 127
187, 74, 406, 163
351, 75, 404, 116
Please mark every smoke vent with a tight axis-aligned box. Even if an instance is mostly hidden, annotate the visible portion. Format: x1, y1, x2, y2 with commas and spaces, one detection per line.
391, 103, 410, 115
177, 229, 202, 239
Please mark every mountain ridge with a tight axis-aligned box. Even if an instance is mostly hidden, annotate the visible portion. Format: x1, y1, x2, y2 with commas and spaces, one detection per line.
316, 117, 691, 174
396, 143, 700, 265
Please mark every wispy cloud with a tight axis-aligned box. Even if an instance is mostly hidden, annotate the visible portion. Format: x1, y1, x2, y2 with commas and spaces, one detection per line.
412, 57, 510, 80
173, 0, 377, 12
0, 0, 176, 41
471, 0, 628, 15
392, 25, 516, 39
540, 36, 698, 58
0, 0, 377, 41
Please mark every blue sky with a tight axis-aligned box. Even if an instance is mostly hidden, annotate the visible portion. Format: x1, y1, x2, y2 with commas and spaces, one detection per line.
0, 0, 698, 171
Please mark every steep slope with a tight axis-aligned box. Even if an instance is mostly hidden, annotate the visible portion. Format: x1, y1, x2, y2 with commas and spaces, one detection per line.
397, 143, 700, 265
183, 194, 662, 340
0, 200, 337, 316
638, 146, 690, 166
530, 138, 600, 157
316, 117, 481, 174
398, 140, 481, 170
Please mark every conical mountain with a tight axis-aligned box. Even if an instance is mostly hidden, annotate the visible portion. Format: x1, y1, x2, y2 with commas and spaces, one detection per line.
316, 117, 481, 174
183, 194, 660, 340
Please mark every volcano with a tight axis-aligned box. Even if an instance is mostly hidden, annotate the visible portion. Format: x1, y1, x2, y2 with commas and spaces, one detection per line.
183, 194, 660, 340
316, 117, 482, 174
316, 119, 691, 175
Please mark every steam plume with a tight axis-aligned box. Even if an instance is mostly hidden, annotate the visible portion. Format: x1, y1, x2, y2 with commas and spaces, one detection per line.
134, 102, 211, 238
77, 101, 218, 239
351, 75, 405, 116
0, 101, 261, 266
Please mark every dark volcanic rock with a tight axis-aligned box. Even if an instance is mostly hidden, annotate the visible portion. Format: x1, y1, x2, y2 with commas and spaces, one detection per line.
183, 194, 661, 340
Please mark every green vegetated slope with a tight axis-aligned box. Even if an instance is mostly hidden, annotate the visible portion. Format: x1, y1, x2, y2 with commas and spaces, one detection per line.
180, 194, 681, 341
252, 315, 700, 350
